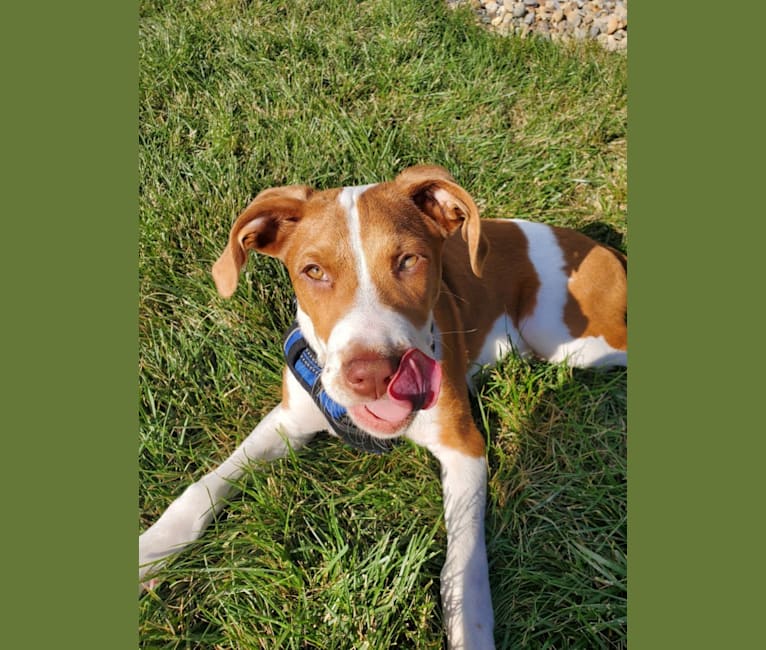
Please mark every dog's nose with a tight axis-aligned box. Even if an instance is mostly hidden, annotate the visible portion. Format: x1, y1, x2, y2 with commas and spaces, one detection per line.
343, 353, 398, 400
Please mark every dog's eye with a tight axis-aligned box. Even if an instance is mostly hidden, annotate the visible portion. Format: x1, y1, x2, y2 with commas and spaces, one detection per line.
398, 254, 419, 272
303, 264, 327, 281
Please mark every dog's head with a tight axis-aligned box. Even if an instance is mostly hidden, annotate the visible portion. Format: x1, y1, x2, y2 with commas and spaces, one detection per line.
212, 165, 487, 437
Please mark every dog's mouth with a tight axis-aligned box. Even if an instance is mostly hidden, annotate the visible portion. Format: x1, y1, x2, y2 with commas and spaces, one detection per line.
346, 348, 442, 435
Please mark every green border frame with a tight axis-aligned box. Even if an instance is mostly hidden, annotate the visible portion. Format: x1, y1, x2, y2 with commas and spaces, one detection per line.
4, 3, 137, 647
4, 1, 764, 647
629, 3, 764, 648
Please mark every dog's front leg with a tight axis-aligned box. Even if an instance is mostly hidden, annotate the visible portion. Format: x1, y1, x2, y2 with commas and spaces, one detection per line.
139, 372, 325, 589
432, 443, 494, 650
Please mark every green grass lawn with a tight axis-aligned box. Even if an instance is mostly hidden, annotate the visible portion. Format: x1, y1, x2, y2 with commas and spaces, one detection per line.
139, 0, 627, 647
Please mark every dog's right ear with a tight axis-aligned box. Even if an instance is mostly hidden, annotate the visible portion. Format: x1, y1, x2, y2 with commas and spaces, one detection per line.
212, 185, 312, 298
395, 165, 489, 277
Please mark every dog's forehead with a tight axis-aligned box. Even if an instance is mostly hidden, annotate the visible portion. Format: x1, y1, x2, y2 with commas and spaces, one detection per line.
292, 187, 347, 241
290, 182, 423, 254
356, 183, 436, 247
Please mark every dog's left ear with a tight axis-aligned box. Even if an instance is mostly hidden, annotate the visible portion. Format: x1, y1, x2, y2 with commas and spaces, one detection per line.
212, 185, 312, 297
395, 165, 489, 277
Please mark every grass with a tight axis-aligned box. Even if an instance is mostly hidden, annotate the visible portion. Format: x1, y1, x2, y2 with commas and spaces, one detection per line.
139, 0, 627, 647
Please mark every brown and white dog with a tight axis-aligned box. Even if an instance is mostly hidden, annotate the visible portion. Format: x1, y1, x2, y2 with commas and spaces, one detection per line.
139, 165, 627, 649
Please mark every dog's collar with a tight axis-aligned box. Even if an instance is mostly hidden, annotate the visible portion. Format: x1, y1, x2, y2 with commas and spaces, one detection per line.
283, 323, 400, 454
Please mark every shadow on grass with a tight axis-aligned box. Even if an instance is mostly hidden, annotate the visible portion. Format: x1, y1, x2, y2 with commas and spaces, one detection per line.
581, 221, 627, 254
472, 355, 627, 648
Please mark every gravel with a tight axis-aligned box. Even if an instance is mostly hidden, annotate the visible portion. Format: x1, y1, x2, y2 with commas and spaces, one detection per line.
446, 0, 627, 52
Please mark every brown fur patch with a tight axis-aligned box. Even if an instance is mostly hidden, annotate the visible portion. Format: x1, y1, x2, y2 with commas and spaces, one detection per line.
554, 227, 627, 350
433, 298, 486, 457
439, 220, 541, 363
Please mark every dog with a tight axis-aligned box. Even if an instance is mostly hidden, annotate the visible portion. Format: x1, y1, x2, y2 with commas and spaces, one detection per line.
139, 165, 627, 649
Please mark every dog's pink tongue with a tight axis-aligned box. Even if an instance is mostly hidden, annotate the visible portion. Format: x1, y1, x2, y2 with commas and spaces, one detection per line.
389, 348, 442, 408
363, 395, 414, 423
364, 349, 442, 424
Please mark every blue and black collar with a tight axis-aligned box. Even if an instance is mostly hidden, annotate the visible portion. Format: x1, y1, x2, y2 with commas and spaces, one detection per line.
283, 323, 400, 454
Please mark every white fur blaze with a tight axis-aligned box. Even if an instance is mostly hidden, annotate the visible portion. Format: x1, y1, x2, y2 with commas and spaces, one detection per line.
320, 186, 434, 405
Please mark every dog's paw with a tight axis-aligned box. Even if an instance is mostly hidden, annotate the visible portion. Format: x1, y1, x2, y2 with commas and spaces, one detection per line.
138, 559, 162, 596
140, 577, 159, 595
